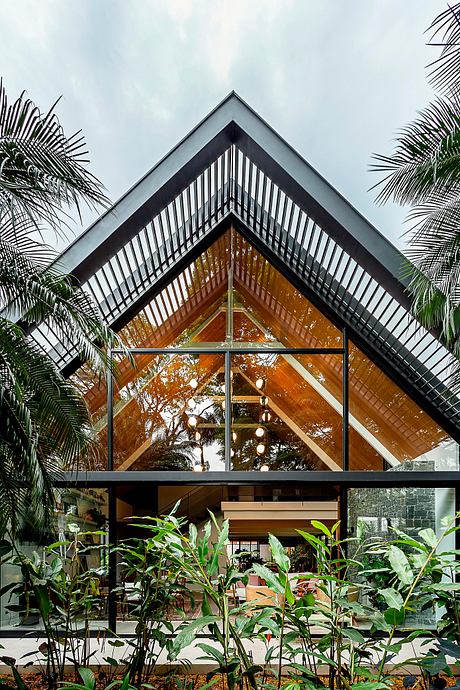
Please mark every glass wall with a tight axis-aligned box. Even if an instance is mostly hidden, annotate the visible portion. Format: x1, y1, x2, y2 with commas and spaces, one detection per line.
0, 489, 108, 632
348, 485, 457, 629
68, 228, 457, 473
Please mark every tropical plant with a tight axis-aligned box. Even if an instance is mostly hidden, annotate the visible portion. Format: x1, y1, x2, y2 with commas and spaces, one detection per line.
60, 668, 136, 690
132, 508, 266, 690
251, 523, 388, 690
0, 81, 121, 536
372, 4, 460, 391
111, 528, 187, 686
0, 523, 107, 690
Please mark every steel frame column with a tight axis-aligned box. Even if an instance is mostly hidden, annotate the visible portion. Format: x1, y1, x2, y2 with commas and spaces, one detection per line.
341, 327, 349, 552
225, 350, 232, 470
107, 354, 117, 632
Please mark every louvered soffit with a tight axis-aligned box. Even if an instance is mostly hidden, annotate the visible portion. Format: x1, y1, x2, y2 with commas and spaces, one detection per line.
35, 92, 459, 440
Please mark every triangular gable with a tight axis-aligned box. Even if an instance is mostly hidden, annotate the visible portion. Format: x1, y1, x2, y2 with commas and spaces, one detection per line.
33, 93, 460, 442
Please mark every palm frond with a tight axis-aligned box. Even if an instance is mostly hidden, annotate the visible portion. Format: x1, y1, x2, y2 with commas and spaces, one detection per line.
0, 79, 109, 236
427, 3, 460, 93
371, 93, 460, 205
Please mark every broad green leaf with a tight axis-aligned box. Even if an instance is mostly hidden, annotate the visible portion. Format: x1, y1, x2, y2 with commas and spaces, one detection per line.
388, 545, 414, 585
34, 585, 51, 619
379, 588, 404, 610
342, 628, 365, 644
252, 564, 284, 594
418, 528, 437, 548
310, 520, 331, 538
170, 616, 218, 658
268, 534, 290, 571
384, 607, 405, 626
78, 668, 95, 690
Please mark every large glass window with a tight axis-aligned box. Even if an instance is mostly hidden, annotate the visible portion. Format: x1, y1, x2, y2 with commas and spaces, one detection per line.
0, 489, 108, 632
230, 352, 344, 471
112, 353, 226, 471
70, 228, 457, 474
348, 485, 457, 629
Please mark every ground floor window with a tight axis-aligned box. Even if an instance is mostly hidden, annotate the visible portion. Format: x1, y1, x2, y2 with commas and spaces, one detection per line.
0, 480, 458, 635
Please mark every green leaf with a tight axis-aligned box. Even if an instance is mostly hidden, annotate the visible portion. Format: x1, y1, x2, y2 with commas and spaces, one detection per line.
418, 528, 437, 548
297, 530, 326, 552
171, 616, 218, 658
268, 534, 290, 571
379, 588, 404, 610
197, 643, 225, 664
34, 585, 51, 619
384, 607, 405, 626
310, 520, 331, 538
252, 564, 284, 595
342, 628, 365, 644
78, 668, 95, 690
388, 545, 414, 585
201, 591, 212, 617
209, 518, 229, 576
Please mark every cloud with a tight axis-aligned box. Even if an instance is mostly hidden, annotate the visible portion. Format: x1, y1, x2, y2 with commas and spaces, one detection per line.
0, 0, 448, 250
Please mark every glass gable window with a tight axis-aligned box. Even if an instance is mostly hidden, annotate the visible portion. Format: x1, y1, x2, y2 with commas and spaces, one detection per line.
71, 228, 457, 473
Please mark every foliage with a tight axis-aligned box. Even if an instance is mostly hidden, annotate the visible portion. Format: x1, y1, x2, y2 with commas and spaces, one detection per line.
131, 508, 265, 690
0, 81, 121, 536
372, 5, 460, 390
0, 523, 107, 689
109, 527, 189, 686
1, 508, 460, 690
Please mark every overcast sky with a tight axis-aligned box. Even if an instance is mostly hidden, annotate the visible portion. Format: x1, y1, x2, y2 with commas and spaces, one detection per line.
0, 0, 447, 251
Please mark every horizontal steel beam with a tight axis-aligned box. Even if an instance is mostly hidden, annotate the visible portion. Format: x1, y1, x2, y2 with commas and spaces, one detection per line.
57, 470, 460, 488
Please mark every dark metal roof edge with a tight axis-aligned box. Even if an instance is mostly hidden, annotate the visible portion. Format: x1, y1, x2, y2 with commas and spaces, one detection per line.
52, 92, 410, 296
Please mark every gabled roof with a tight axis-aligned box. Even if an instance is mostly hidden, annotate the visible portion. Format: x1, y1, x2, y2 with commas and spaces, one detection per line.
35, 92, 460, 441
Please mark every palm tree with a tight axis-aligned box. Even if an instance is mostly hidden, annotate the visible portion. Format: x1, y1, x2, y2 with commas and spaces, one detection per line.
0, 81, 120, 537
372, 4, 460, 392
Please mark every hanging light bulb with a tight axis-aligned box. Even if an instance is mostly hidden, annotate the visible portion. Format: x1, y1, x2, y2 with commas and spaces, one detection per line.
256, 443, 265, 455
255, 378, 265, 390
255, 427, 265, 438
188, 397, 197, 410
193, 464, 203, 472
188, 415, 198, 427
261, 410, 272, 423
189, 378, 198, 390
230, 449, 235, 458
260, 396, 268, 406
232, 431, 238, 442
194, 431, 201, 441
260, 463, 270, 472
